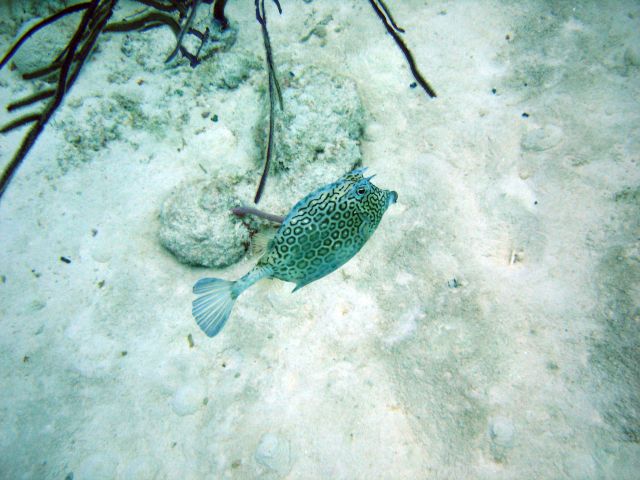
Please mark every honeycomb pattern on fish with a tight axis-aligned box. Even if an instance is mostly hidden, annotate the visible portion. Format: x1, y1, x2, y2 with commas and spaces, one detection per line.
261, 169, 392, 290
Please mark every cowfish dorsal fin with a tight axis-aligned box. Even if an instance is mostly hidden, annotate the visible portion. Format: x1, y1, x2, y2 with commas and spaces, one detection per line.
340, 167, 368, 183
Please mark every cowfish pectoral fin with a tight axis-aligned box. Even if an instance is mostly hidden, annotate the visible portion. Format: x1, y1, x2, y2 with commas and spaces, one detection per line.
192, 277, 236, 337
251, 227, 279, 258
291, 277, 314, 293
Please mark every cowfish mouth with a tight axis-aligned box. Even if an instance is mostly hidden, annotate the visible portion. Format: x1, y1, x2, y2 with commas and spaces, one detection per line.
386, 190, 398, 206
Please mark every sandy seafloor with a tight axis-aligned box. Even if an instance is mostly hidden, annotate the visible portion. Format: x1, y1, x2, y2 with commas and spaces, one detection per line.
1, 0, 639, 478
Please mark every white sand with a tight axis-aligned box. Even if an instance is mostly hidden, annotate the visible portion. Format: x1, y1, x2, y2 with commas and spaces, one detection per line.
1, 1, 639, 478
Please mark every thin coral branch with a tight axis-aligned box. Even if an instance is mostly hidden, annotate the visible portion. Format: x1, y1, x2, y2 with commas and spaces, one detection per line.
255, 0, 282, 108
7, 90, 56, 112
254, 69, 276, 204
109, 1, 208, 65
135, 0, 184, 14
106, 11, 181, 35
106, 10, 206, 66
377, 0, 405, 33
0, 114, 40, 134
271, 0, 282, 15
18, 1, 207, 80
212, 0, 229, 29
368, 0, 436, 98
232, 206, 284, 224
66, 1, 115, 90
254, 0, 283, 204
0, 2, 92, 71
165, 0, 201, 63
22, 4, 112, 81
0, 0, 219, 201
191, 26, 209, 64
22, 61, 63, 81
0, 0, 117, 201
166, 0, 190, 15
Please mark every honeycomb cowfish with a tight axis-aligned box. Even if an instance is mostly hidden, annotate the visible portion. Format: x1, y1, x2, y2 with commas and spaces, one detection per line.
192, 168, 398, 337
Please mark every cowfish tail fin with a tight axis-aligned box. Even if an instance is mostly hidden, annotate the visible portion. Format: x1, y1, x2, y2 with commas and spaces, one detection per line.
192, 278, 237, 337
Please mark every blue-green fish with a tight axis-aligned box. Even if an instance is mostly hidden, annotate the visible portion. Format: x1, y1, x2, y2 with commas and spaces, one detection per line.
192, 168, 398, 337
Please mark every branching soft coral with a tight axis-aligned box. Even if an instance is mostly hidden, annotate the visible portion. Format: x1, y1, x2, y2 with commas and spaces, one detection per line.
0, 0, 436, 205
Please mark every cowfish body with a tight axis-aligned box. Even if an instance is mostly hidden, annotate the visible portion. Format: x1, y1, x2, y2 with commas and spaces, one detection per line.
259, 168, 398, 291
191, 168, 397, 337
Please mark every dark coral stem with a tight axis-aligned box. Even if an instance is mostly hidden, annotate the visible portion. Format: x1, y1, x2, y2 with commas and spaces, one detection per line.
0, 114, 40, 133
255, 0, 283, 109
368, 0, 436, 98
0, 0, 117, 202
232, 206, 284, 224
254, 0, 283, 204
135, 0, 183, 13
377, 0, 405, 33
7, 90, 56, 112
212, 0, 229, 29
0, 0, 215, 202
0, 2, 92, 71
254, 72, 276, 204
165, 0, 201, 63
22, 61, 63, 81
105, 12, 181, 35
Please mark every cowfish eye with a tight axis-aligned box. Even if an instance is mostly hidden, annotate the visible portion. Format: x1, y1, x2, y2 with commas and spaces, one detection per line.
356, 186, 366, 195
